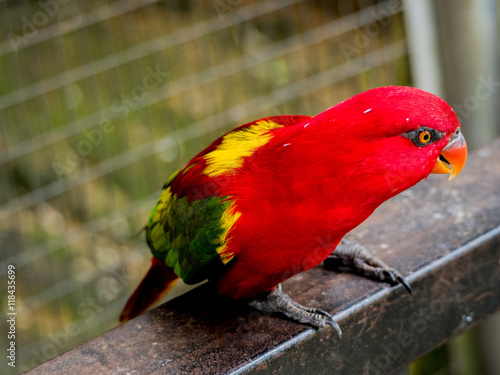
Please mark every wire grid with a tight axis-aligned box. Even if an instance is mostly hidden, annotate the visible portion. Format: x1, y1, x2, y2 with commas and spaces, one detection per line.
0, 0, 410, 371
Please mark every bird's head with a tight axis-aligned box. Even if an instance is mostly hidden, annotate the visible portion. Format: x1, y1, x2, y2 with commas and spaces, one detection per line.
309, 86, 467, 197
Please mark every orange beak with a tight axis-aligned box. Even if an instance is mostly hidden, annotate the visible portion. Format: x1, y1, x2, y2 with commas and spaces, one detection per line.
432, 128, 467, 180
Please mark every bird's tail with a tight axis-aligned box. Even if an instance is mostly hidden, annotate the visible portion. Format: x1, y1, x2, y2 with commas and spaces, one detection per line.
119, 257, 178, 322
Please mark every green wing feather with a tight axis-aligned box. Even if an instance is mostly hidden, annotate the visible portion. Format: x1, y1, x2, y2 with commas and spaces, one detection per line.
146, 171, 234, 284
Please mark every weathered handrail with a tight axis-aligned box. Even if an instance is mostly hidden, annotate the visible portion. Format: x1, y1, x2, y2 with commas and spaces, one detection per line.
27, 139, 500, 375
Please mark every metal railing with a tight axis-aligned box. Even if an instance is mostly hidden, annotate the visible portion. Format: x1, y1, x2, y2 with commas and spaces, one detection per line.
24, 138, 500, 375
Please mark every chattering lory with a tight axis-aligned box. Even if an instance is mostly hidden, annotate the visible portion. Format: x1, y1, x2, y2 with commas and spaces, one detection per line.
120, 86, 467, 335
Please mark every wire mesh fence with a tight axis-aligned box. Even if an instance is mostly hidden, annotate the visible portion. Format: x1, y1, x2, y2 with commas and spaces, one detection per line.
0, 0, 410, 371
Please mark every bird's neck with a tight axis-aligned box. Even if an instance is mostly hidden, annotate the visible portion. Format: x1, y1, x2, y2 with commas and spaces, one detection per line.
256, 121, 419, 231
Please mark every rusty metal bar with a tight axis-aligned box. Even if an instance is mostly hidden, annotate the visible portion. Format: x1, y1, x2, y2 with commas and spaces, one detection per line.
27, 139, 500, 375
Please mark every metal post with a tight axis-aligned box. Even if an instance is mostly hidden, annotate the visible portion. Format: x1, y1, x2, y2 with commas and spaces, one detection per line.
402, 0, 444, 97
433, 0, 500, 150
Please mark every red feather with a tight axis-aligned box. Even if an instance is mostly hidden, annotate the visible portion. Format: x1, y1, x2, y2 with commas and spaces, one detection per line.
124, 86, 462, 313
206, 87, 460, 298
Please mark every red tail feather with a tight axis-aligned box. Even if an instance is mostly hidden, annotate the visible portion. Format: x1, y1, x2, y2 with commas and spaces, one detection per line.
120, 258, 178, 322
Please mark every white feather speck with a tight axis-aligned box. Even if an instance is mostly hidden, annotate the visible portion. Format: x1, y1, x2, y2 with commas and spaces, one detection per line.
303, 122, 310, 128
283, 143, 291, 147
406, 118, 410, 122
364, 108, 372, 114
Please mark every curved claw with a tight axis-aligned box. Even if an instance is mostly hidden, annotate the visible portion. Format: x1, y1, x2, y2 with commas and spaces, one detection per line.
396, 276, 412, 294
384, 270, 412, 294
325, 317, 343, 338
304, 307, 342, 337
383, 270, 397, 284
314, 308, 333, 317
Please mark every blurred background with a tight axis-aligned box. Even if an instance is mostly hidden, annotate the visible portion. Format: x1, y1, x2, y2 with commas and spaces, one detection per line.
0, 0, 499, 373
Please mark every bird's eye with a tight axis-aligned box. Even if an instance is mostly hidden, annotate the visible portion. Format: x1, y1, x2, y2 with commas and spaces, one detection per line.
402, 127, 445, 147
418, 130, 432, 144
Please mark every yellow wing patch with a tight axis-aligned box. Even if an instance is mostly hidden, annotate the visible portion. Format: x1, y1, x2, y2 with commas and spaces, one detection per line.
216, 202, 242, 264
152, 186, 172, 224
203, 120, 283, 177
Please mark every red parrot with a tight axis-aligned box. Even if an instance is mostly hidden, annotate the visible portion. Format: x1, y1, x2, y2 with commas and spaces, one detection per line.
120, 86, 467, 335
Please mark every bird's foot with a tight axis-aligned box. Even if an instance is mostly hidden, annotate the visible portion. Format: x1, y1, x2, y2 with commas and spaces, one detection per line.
248, 287, 342, 337
324, 239, 412, 294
